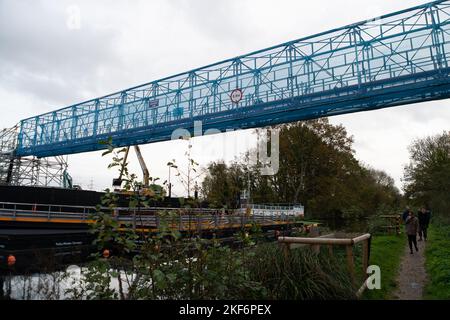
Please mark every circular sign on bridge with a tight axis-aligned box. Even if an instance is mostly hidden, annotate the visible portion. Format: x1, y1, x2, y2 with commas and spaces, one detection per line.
230, 88, 243, 104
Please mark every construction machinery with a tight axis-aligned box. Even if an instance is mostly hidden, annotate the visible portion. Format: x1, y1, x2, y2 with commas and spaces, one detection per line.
113, 145, 155, 197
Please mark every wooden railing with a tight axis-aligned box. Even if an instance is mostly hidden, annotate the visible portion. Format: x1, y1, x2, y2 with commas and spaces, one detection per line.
278, 232, 372, 297
378, 215, 402, 235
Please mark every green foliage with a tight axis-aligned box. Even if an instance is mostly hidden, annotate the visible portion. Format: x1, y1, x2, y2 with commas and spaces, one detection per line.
202, 119, 402, 219
425, 223, 450, 299
362, 235, 404, 300
65, 259, 119, 300
64, 137, 365, 300
366, 215, 389, 235
167, 141, 202, 199
202, 161, 244, 209
403, 131, 450, 217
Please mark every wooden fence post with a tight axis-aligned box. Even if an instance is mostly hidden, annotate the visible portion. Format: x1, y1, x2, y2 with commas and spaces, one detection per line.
283, 243, 290, 259
362, 239, 369, 279
310, 227, 320, 254
346, 245, 355, 285
279, 233, 371, 296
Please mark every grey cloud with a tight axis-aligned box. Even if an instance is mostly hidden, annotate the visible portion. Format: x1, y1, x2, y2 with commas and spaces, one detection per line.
1, 0, 447, 193
0, 0, 121, 107
173, 0, 249, 44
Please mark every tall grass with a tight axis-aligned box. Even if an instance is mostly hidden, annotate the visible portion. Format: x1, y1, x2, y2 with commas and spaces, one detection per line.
424, 223, 450, 299
362, 235, 404, 300
246, 243, 357, 300
2, 241, 359, 300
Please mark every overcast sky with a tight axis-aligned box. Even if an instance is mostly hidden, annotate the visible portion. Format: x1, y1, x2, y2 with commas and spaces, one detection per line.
1, 0, 449, 196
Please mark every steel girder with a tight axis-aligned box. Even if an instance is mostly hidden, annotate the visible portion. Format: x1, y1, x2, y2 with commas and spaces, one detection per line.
16, 0, 450, 157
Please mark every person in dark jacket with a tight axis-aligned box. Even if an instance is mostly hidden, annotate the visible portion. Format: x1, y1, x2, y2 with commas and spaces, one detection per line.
405, 211, 419, 254
402, 206, 411, 222
418, 207, 431, 241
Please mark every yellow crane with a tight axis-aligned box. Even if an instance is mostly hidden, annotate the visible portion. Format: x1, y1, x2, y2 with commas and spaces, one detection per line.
113, 145, 151, 193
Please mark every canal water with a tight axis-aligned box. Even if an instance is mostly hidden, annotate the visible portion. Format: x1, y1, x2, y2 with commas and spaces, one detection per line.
318, 218, 371, 233
1, 218, 371, 300
1, 265, 136, 300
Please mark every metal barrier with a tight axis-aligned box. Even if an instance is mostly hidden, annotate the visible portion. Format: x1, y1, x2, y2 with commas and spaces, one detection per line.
0, 201, 301, 231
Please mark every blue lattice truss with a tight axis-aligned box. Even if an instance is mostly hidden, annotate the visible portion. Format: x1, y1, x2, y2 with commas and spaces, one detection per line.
16, 0, 450, 158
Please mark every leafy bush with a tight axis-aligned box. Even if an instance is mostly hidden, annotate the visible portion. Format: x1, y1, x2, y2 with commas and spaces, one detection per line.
63, 139, 360, 300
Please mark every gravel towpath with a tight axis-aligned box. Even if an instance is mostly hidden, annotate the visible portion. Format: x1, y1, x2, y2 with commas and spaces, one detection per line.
392, 239, 427, 300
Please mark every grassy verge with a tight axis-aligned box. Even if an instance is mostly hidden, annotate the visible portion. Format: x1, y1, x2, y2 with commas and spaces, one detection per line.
363, 234, 405, 300
250, 243, 358, 300
424, 224, 450, 299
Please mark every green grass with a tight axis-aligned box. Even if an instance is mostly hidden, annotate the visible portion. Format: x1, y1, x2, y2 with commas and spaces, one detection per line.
424, 224, 450, 299
363, 234, 405, 300
247, 243, 357, 300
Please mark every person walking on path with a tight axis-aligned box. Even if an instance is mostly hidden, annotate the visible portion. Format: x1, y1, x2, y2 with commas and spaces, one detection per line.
405, 211, 419, 254
402, 206, 411, 222
418, 207, 431, 241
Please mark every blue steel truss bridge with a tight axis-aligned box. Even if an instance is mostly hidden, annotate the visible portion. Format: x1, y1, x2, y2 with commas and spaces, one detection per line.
1, 0, 450, 184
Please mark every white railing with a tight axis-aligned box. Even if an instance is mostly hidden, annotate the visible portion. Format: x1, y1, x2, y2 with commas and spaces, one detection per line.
240, 204, 305, 217
0, 201, 301, 231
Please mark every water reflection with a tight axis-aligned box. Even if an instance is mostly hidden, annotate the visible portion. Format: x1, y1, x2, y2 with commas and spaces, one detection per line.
1, 218, 371, 300
1, 265, 131, 300
1, 265, 78, 300
317, 218, 370, 233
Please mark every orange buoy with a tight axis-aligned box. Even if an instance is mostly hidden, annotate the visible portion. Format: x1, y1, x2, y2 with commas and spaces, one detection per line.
7, 255, 16, 267
102, 249, 110, 259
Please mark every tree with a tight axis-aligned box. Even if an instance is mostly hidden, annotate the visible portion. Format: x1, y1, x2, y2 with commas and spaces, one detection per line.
201, 161, 244, 209
403, 131, 450, 216
201, 118, 401, 219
